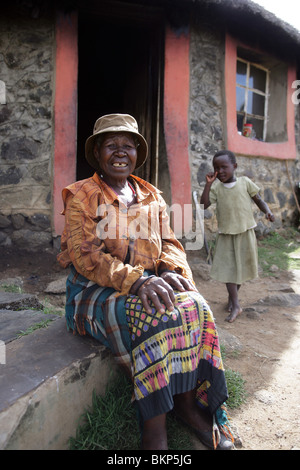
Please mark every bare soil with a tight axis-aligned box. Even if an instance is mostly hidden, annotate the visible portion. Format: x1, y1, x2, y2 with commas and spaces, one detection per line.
0, 247, 299, 450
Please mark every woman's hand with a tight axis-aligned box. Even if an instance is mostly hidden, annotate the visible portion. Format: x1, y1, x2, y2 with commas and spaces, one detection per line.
160, 271, 196, 293
135, 275, 176, 314
131, 272, 197, 315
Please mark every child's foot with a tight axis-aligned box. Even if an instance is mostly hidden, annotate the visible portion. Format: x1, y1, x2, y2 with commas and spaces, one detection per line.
225, 306, 242, 322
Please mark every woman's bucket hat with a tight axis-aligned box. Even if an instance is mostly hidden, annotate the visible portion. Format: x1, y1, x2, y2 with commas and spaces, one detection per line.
85, 113, 148, 171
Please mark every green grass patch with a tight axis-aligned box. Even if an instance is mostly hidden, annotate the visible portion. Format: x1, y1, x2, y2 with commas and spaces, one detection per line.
258, 228, 300, 275
224, 369, 247, 409
69, 361, 246, 450
17, 318, 53, 337
0, 284, 23, 293
69, 373, 194, 451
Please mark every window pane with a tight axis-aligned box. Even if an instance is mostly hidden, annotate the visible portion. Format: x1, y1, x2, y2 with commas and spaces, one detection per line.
247, 91, 265, 116
236, 60, 247, 86
246, 117, 264, 140
237, 113, 244, 133
249, 66, 266, 92
236, 86, 245, 112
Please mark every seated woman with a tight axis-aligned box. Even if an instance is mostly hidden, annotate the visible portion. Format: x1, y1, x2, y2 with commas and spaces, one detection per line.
57, 114, 234, 450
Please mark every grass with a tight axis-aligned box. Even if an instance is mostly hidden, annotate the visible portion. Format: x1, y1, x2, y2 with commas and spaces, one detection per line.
69, 372, 195, 450
224, 369, 247, 409
17, 318, 54, 337
0, 283, 23, 293
257, 228, 300, 275
16, 305, 63, 337
69, 373, 140, 450
0, 282, 63, 337
69, 357, 246, 451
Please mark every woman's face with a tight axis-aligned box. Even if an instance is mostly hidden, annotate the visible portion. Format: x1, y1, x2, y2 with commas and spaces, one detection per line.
94, 132, 138, 182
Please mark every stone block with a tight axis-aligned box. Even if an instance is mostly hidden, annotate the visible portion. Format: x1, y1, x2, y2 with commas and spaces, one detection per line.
0, 318, 116, 450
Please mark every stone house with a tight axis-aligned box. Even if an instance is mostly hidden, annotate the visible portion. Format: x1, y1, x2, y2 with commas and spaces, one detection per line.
0, 0, 300, 251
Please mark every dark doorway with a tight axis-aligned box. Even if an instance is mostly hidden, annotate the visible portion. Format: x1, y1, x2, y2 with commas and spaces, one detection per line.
76, 5, 164, 184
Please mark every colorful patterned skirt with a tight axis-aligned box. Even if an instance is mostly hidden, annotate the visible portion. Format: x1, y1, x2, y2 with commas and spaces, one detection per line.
65, 266, 228, 423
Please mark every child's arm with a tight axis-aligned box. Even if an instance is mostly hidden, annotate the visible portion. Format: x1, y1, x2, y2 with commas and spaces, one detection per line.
252, 194, 275, 222
200, 172, 217, 209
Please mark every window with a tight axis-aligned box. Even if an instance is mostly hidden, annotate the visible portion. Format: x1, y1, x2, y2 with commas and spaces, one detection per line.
236, 58, 269, 141
224, 34, 296, 160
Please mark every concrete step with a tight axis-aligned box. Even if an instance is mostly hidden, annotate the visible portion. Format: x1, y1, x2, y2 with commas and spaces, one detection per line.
0, 292, 115, 450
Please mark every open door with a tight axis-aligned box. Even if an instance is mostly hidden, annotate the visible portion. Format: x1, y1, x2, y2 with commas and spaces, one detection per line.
76, 4, 163, 185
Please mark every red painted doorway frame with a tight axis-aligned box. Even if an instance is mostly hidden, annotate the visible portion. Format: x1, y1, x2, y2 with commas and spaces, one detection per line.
53, 11, 78, 236
52, 15, 192, 236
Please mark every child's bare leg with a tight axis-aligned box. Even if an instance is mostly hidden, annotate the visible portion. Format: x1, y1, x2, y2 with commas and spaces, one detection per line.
227, 284, 241, 311
225, 283, 242, 322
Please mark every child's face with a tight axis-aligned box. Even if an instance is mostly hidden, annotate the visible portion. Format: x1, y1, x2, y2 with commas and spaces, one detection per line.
213, 154, 237, 183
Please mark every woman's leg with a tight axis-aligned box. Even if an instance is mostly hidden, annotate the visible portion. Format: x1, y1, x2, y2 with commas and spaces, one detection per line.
173, 389, 234, 450
225, 283, 242, 322
142, 413, 168, 450
173, 389, 212, 431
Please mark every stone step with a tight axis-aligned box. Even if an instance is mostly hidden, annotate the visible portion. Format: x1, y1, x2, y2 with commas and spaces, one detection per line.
0, 292, 115, 450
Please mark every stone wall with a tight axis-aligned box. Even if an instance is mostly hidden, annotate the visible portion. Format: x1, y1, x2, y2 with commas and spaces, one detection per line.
0, 11, 54, 249
0, 10, 299, 251
189, 21, 300, 240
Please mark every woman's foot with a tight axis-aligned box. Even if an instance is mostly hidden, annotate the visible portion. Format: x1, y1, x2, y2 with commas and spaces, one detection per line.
174, 396, 212, 433
173, 390, 233, 450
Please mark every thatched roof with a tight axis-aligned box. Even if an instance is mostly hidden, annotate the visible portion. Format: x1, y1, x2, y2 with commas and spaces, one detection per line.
6, 0, 300, 66
158, 0, 300, 63
180, 0, 300, 41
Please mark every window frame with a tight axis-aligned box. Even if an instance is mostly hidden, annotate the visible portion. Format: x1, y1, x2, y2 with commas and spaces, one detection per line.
225, 34, 296, 160
236, 57, 270, 141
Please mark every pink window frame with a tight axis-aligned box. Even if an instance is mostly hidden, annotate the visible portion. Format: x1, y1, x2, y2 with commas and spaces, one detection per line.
225, 33, 297, 160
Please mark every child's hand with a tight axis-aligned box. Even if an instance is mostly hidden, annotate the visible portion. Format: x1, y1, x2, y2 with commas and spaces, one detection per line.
205, 171, 218, 184
266, 211, 275, 222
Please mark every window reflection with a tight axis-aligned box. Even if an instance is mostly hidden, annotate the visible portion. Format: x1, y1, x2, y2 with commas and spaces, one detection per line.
236, 61, 247, 86
236, 86, 245, 112
249, 66, 266, 92
247, 91, 265, 115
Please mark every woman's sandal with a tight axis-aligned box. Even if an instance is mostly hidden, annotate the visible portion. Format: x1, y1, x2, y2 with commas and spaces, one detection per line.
173, 412, 234, 450
193, 427, 234, 450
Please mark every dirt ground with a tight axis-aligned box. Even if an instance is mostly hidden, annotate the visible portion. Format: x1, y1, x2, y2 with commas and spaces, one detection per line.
0, 246, 299, 451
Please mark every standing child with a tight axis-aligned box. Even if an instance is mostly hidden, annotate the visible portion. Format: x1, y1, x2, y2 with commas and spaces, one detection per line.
201, 150, 275, 322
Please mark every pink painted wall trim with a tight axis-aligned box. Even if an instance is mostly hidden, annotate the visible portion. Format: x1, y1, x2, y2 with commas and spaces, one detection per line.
164, 25, 191, 208
225, 34, 296, 160
53, 11, 78, 235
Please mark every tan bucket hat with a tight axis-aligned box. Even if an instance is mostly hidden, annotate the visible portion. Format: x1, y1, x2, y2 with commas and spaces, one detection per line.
85, 114, 148, 171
